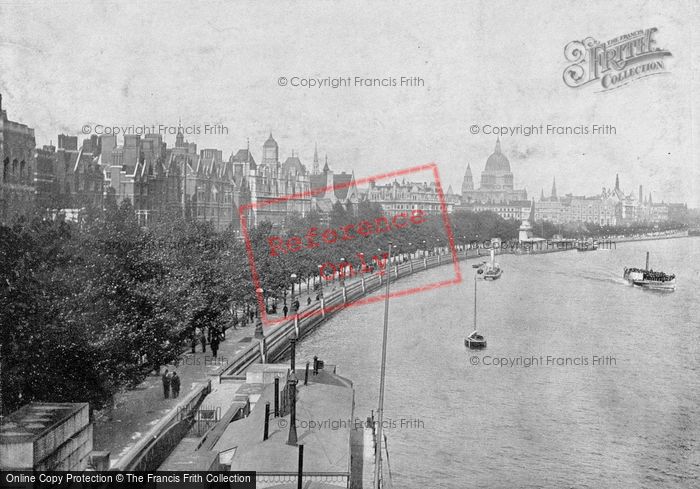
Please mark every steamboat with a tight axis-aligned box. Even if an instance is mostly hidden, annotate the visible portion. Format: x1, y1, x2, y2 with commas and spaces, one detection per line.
623, 251, 676, 291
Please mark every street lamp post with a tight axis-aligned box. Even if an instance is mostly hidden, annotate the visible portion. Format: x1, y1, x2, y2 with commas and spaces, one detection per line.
256, 287, 264, 307
317, 265, 324, 297
374, 243, 393, 489
255, 288, 264, 337
290, 273, 297, 302
339, 258, 346, 287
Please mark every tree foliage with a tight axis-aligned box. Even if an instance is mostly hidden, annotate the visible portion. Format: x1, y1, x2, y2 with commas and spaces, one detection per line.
1, 199, 683, 414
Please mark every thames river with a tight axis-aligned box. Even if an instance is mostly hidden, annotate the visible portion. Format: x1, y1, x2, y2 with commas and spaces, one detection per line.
296, 237, 700, 488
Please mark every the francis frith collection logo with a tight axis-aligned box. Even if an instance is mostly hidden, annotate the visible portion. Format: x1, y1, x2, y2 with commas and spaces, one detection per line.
563, 28, 672, 92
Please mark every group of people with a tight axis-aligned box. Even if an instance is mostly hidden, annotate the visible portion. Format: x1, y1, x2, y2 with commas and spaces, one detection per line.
625, 267, 676, 282
191, 325, 224, 357
161, 369, 181, 399
643, 269, 676, 282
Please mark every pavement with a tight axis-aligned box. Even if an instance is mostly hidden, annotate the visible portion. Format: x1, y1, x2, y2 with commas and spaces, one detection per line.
91, 270, 367, 465
213, 369, 355, 475
92, 319, 256, 464
91, 250, 454, 466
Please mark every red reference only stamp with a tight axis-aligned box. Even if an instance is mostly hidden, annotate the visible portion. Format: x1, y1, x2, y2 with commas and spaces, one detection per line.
239, 163, 462, 328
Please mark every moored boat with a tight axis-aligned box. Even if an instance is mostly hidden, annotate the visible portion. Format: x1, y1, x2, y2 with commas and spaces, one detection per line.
481, 249, 502, 280
624, 252, 676, 291
465, 330, 486, 349
576, 240, 598, 252
465, 272, 487, 350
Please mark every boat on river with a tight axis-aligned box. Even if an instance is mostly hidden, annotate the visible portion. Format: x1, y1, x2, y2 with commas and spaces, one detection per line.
624, 251, 676, 291
465, 330, 486, 349
465, 273, 487, 349
481, 249, 502, 280
576, 240, 598, 252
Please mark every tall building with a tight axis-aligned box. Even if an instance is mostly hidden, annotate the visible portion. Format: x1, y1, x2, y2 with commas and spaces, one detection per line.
102, 130, 244, 230
460, 138, 527, 204
366, 178, 455, 215
309, 156, 359, 220
0, 94, 36, 222
532, 174, 686, 226
245, 133, 311, 227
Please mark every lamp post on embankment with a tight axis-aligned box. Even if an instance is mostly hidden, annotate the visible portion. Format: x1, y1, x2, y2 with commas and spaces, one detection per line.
255, 287, 264, 337
374, 242, 394, 489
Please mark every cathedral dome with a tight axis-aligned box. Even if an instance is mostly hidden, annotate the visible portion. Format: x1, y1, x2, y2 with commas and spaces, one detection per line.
484, 138, 511, 173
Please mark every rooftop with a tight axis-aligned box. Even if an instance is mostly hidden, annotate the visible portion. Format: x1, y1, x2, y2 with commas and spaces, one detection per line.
212, 369, 354, 474
0, 403, 88, 445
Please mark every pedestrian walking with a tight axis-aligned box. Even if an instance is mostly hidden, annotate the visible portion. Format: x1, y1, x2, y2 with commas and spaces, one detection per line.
171, 372, 180, 398
283, 304, 288, 317
293, 299, 300, 312
200, 327, 206, 352
162, 368, 171, 399
210, 331, 220, 358
307, 296, 311, 306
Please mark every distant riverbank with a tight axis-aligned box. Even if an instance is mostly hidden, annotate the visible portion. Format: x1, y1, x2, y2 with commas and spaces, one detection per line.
612, 230, 689, 243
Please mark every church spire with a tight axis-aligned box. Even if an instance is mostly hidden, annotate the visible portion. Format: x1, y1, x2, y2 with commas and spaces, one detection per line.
495, 137, 501, 154
461, 163, 474, 193
323, 154, 330, 173
615, 173, 620, 191
540, 188, 545, 201
551, 177, 557, 200
312, 143, 319, 174
176, 119, 184, 147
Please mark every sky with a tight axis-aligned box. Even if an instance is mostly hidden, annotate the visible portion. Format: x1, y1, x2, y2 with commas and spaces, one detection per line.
1, 0, 699, 206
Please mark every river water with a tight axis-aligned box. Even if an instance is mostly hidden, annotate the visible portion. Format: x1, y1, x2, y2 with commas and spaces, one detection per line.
296, 237, 700, 488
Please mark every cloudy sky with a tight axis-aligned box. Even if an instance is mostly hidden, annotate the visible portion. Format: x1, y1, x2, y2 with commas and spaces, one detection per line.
1, 0, 698, 205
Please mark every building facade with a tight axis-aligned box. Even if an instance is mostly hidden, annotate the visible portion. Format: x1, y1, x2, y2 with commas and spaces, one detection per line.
532, 174, 686, 227
246, 134, 312, 228
461, 138, 527, 205
0, 94, 36, 222
366, 178, 457, 215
